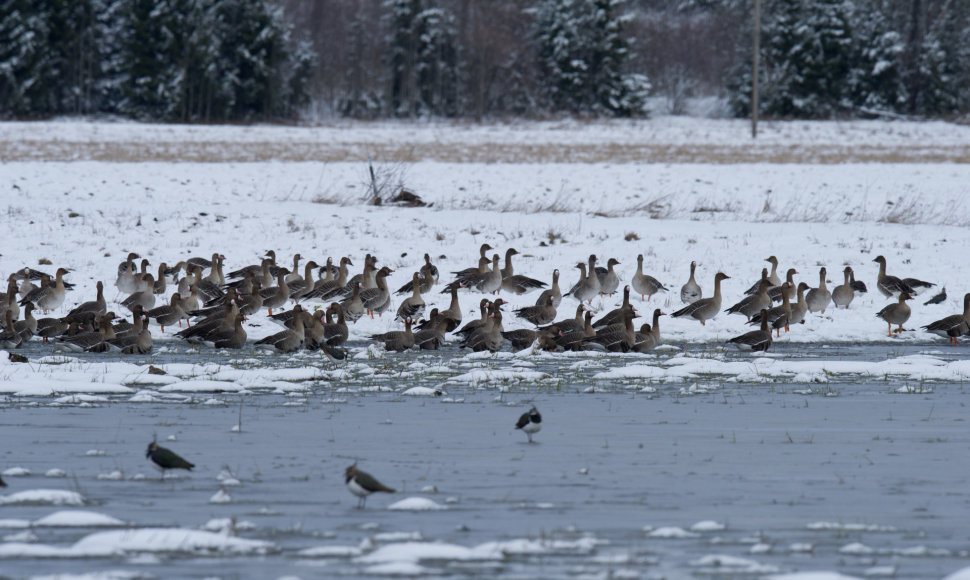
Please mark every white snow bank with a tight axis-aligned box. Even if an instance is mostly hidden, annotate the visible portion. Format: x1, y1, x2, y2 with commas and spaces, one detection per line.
387, 497, 446, 511
0, 490, 85, 506
71, 528, 275, 555
768, 573, 863, 580
943, 567, 970, 580
33, 510, 125, 527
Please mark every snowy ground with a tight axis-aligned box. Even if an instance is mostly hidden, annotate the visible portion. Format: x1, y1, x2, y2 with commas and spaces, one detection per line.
1, 118, 970, 579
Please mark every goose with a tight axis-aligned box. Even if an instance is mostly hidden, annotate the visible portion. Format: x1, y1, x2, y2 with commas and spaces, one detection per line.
502, 268, 547, 295
25, 268, 70, 314
502, 326, 561, 351
109, 325, 153, 355
259, 271, 291, 316
395, 272, 426, 321
121, 274, 156, 312
10, 303, 37, 343
459, 303, 504, 352
584, 304, 639, 352
832, 266, 856, 309
35, 313, 72, 342
0, 276, 20, 322
514, 295, 557, 326
115, 252, 141, 295
922, 292, 970, 345
500, 248, 519, 279
65, 281, 106, 323
146, 293, 189, 332
593, 286, 633, 329
726, 278, 772, 322
876, 292, 913, 336
788, 281, 810, 325
556, 311, 595, 351
543, 303, 586, 335
849, 269, 868, 294
56, 312, 118, 352
396, 256, 436, 295
205, 313, 247, 349
340, 283, 365, 323
632, 255, 668, 301
226, 250, 276, 280
805, 267, 832, 313
585, 255, 602, 296
534, 269, 562, 308
302, 309, 329, 350
255, 305, 305, 353
680, 261, 703, 304
323, 302, 349, 347
872, 256, 916, 298
452, 243, 493, 280
750, 283, 792, 336
284, 253, 304, 284
177, 301, 237, 343
413, 310, 449, 350
744, 256, 781, 294
187, 252, 222, 272
287, 260, 320, 302
455, 298, 495, 338
671, 272, 729, 325
728, 309, 772, 352
595, 258, 621, 296
565, 262, 598, 304
360, 266, 394, 317
767, 268, 798, 303
632, 308, 665, 353
304, 257, 352, 301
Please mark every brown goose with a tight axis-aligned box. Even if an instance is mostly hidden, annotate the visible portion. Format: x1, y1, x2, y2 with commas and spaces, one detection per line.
565, 262, 597, 304
259, 271, 291, 316
204, 313, 247, 349
0, 310, 23, 348
461, 255, 502, 295
226, 250, 275, 280
65, 281, 106, 323
876, 292, 913, 336
371, 318, 415, 352
534, 269, 562, 308
849, 269, 868, 294
287, 260, 320, 302
789, 281, 810, 325
922, 292, 970, 345
35, 313, 72, 342
177, 301, 237, 342
832, 266, 856, 309
728, 309, 772, 352
436, 284, 463, 331
514, 295, 557, 326
255, 305, 305, 353
455, 298, 494, 338
500, 248, 519, 279
0, 275, 20, 322
680, 261, 703, 304
146, 293, 189, 332
396, 256, 436, 295
121, 274, 156, 312
584, 304, 639, 352
593, 285, 633, 329
750, 283, 792, 337
452, 243, 493, 280
395, 272, 426, 321
767, 268, 798, 303
502, 267, 547, 295
502, 325, 560, 351
56, 312, 118, 352
672, 272, 730, 325
340, 283, 365, 324
744, 256, 781, 294
110, 324, 153, 354
543, 303, 586, 335
459, 305, 504, 352
632, 255, 668, 301
805, 267, 832, 314
413, 312, 451, 350
284, 253, 304, 284
873, 256, 916, 298
594, 257, 620, 296
115, 252, 141, 295
304, 257, 352, 301
27, 268, 70, 314
632, 308, 665, 353
556, 311, 595, 351
323, 302, 350, 347
726, 278, 772, 322
187, 252, 221, 272
360, 266, 393, 318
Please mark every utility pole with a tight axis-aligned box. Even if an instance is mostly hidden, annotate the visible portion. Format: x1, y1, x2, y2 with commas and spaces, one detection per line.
752, 0, 761, 138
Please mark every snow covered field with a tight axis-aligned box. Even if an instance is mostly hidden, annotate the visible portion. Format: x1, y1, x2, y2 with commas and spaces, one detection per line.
2, 118, 970, 579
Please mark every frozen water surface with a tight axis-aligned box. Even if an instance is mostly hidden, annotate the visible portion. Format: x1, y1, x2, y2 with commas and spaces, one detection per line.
1, 341, 968, 579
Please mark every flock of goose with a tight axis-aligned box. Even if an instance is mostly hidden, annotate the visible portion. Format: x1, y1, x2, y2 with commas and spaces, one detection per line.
1, 245, 967, 356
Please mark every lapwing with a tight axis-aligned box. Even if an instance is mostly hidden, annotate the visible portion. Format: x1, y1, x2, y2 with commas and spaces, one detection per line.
345, 464, 395, 509
515, 406, 542, 443
146, 441, 195, 479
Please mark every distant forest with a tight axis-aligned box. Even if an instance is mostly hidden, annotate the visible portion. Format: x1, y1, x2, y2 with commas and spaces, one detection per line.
2, 0, 967, 122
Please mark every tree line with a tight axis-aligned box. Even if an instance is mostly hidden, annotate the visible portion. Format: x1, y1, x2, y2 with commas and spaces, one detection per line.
1, 0, 967, 122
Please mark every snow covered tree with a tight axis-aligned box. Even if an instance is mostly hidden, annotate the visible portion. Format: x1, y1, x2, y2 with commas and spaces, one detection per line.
533, 0, 650, 116
0, 0, 51, 116
116, 0, 186, 119
849, 1, 906, 113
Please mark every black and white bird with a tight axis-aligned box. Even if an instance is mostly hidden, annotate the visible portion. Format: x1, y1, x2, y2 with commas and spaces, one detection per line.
515, 406, 542, 443
146, 441, 195, 479
345, 464, 395, 509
